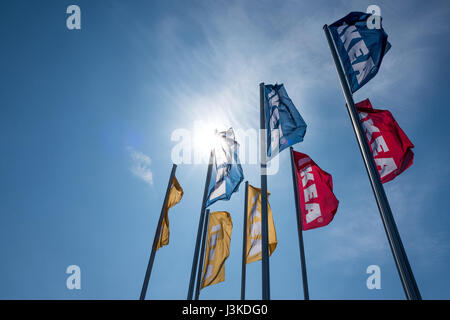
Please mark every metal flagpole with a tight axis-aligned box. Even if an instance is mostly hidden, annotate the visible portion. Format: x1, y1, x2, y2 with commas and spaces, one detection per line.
140, 163, 177, 300
289, 147, 310, 300
259, 82, 270, 300
323, 24, 421, 300
187, 150, 214, 300
194, 209, 210, 300
241, 181, 249, 300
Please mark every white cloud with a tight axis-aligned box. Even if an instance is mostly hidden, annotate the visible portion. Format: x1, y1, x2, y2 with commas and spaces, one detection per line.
126, 146, 153, 185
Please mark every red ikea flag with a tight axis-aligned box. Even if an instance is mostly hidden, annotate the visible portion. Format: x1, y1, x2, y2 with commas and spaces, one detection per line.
293, 151, 339, 230
356, 99, 414, 184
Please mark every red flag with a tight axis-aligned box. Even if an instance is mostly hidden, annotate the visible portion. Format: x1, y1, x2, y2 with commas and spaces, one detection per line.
356, 99, 414, 184
293, 151, 339, 230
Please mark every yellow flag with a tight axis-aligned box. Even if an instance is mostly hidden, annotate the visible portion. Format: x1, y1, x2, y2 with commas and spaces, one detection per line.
200, 211, 233, 289
246, 185, 277, 264
155, 176, 183, 251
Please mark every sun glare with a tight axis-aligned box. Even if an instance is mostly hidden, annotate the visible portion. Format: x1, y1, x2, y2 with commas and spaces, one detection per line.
193, 121, 226, 161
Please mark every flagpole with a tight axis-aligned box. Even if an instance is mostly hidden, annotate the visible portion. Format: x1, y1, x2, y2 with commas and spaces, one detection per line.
289, 147, 310, 300
241, 181, 249, 300
323, 24, 421, 300
259, 82, 270, 300
140, 163, 177, 300
194, 209, 210, 300
187, 150, 214, 300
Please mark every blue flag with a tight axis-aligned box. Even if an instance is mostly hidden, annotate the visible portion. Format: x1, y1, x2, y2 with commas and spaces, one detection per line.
329, 12, 391, 93
264, 84, 307, 158
206, 128, 244, 208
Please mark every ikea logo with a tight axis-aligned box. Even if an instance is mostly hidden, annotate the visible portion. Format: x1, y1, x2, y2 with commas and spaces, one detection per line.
336, 22, 375, 85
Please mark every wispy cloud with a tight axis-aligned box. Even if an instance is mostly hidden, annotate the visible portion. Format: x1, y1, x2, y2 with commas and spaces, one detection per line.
122, 0, 450, 261
323, 163, 450, 266
108, 0, 450, 298
324, 184, 390, 262
130, 1, 339, 134
126, 146, 153, 186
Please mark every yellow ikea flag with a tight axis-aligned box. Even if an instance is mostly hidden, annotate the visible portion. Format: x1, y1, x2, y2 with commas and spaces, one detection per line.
201, 211, 233, 289
155, 176, 183, 251
246, 185, 277, 264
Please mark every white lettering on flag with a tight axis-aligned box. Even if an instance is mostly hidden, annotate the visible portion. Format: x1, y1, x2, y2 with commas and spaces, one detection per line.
204, 224, 221, 281
270, 128, 281, 156
209, 180, 226, 201
210, 232, 220, 247
208, 248, 216, 261
348, 40, 369, 64
359, 112, 368, 120
336, 21, 374, 85
304, 184, 318, 202
361, 118, 380, 142
300, 165, 314, 187
371, 136, 389, 157
305, 203, 322, 223
249, 196, 259, 221
360, 114, 398, 179
337, 22, 348, 35
248, 193, 263, 259
353, 57, 375, 84
269, 107, 281, 131
299, 164, 322, 224
340, 25, 360, 50
375, 157, 397, 178
250, 221, 261, 238
268, 90, 284, 155
248, 239, 262, 257
205, 265, 213, 279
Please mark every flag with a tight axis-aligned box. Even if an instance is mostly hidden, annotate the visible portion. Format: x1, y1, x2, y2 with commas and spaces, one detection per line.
356, 98, 414, 183
292, 151, 339, 230
201, 211, 233, 289
245, 185, 277, 264
155, 176, 183, 250
206, 128, 244, 207
264, 84, 307, 158
329, 12, 391, 92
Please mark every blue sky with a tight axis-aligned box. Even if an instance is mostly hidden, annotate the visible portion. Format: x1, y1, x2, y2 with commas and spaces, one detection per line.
1, 0, 450, 299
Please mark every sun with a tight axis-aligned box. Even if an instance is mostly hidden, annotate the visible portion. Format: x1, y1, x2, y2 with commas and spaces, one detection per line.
192, 120, 227, 162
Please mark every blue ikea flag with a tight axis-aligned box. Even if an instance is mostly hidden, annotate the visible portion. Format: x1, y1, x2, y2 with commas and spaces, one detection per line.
206, 128, 244, 208
265, 84, 307, 158
329, 12, 391, 93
